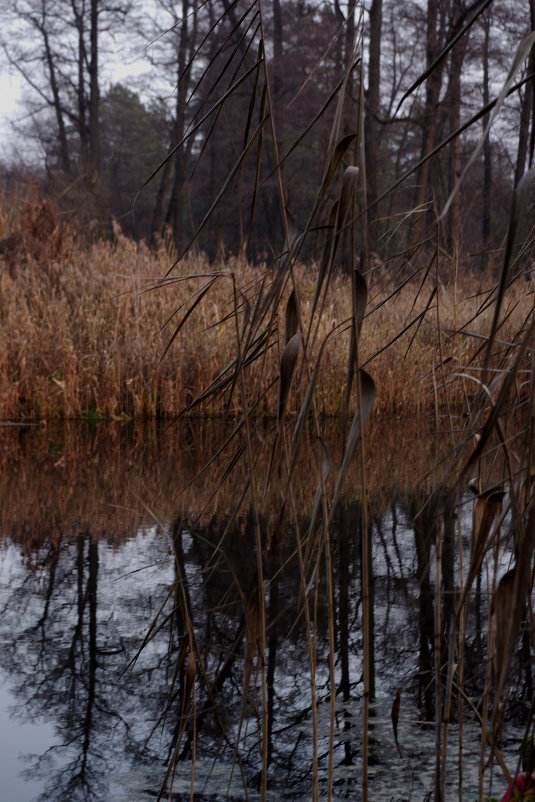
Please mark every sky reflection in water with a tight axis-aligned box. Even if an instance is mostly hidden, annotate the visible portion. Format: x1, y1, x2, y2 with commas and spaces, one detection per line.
0, 421, 526, 801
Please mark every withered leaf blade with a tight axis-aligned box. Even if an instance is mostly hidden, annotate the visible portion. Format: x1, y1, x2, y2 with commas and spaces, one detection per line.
340, 164, 358, 196
311, 200, 339, 319
292, 332, 334, 445
307, 438, 331, 541
342, 370, 377, 467
492, 506, 535, 714
284, 206, 299, 252
285, 289, 299, 346
455, 486, 505, 627
318, 133, 357, 200
336, 166, 359, 235
391, 687, 402, 757
468, 477, 480, 496
331, 369, 376, 509
471, 490, 503, 565
492, 568, 518, 694
277, 332, 303, 427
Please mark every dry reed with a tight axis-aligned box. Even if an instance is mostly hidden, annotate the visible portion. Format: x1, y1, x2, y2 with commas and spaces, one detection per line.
0, 201, 531, 422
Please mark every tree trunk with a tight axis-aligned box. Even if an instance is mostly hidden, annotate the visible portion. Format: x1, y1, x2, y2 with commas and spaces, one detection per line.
529, 0, 535, 170
364, 0, 382, 255
272, 0, 283, 126
515, 82, 532, 187
514, 0, 535, 185
72, 4, 89, 174
445, 0, 469, 254
43, 28, 71, 174
414, 0, 443, 221
166, 0, 191, 251
481, 10, 492, 267
88, 0, 101, 182
150, 157, 173, 245
345, 0, 356, 72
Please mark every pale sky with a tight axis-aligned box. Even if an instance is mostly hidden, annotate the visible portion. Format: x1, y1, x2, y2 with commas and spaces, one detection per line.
0, 36, 158, 163
0, 71, 24, 157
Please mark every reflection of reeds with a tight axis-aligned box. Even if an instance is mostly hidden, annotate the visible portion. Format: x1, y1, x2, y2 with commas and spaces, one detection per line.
0, 419, 452, 545
0, 417, 532, 799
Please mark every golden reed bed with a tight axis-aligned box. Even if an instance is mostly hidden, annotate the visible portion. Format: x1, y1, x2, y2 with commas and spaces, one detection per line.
0, 199, 531, 422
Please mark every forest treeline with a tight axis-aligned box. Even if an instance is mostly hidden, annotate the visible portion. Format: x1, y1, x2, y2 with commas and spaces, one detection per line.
1, 0, 534, 267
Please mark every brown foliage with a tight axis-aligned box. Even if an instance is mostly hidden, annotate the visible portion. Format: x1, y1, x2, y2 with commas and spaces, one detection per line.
0, 202, 532, 423
0, 192, 66, 276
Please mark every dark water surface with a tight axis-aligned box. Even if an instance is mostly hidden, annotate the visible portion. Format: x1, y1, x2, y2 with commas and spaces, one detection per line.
0, 421, 527, 801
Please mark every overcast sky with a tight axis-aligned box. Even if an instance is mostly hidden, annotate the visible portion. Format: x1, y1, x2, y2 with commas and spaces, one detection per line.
0, 72, 24, 157
0, 31, 157, 163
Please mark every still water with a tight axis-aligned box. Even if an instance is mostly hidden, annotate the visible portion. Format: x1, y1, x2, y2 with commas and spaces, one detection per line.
0, 421, 527, 801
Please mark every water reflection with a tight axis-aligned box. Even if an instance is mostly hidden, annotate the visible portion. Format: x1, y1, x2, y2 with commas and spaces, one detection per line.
0, 529, 173, 801
0, 422, 528, 801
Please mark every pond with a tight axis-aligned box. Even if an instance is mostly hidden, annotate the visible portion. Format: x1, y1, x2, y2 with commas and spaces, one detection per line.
0, 421, 529, 801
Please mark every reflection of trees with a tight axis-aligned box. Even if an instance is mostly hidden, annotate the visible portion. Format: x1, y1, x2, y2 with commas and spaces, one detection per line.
155, 503, 372, 797
0, 488, 527, 800
0, 529, 174, 802
410, 493, 436, 720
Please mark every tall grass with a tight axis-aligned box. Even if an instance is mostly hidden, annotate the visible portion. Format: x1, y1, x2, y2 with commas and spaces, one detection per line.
0, 197, 532, 423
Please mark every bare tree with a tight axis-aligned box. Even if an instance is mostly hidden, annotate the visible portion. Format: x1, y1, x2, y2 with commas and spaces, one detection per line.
2, 0, 130, 186
481, 7, 492, 264
140, 0, 202, 248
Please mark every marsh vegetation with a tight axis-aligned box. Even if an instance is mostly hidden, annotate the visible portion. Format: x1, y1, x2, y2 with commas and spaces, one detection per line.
1, 1, 535, 801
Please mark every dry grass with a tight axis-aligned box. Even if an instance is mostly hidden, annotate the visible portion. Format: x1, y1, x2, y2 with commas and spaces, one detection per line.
0, 197, 532, 421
